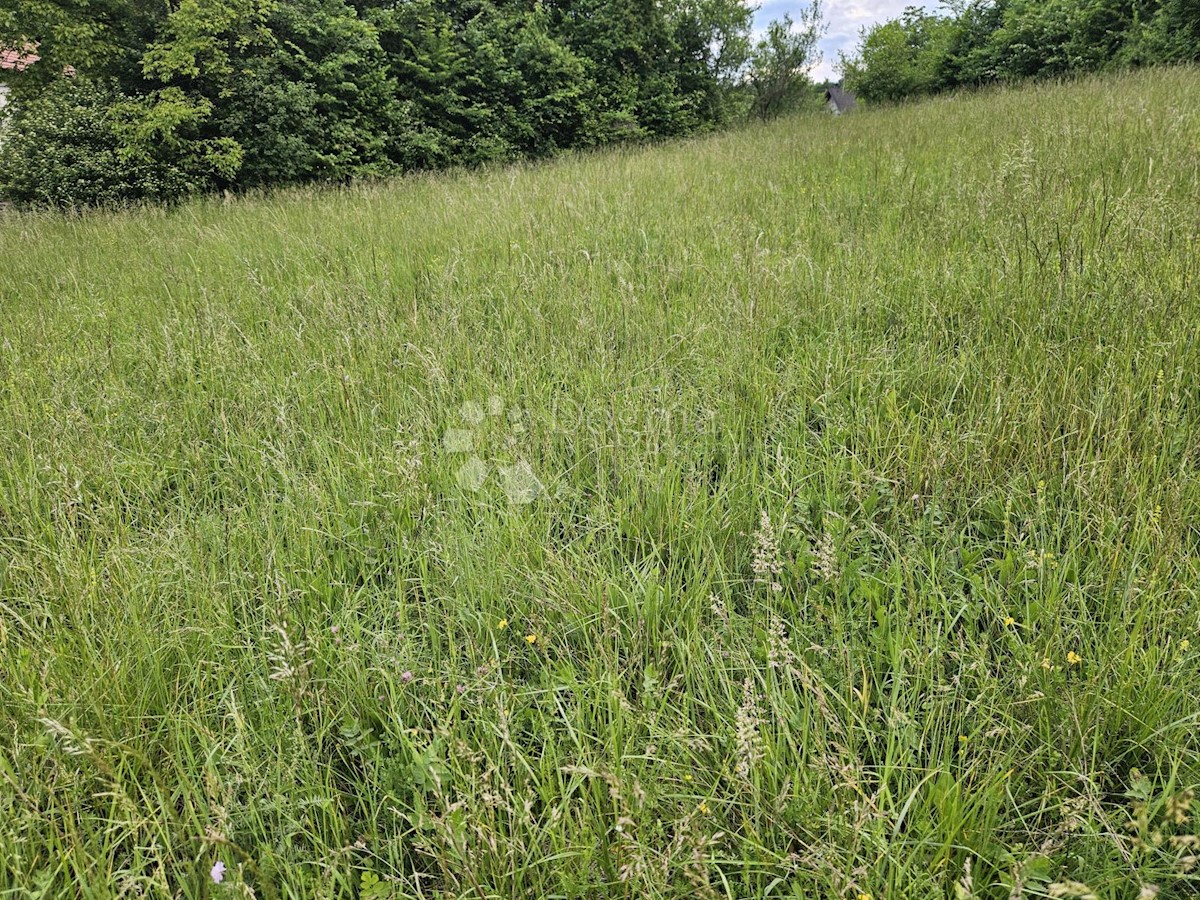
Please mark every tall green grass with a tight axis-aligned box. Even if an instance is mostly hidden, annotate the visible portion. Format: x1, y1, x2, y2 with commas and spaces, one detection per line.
2, 67, 1199, 899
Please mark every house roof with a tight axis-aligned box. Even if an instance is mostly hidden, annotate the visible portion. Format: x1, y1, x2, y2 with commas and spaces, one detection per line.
0, 43, 41, 71
825, 85, 857, 112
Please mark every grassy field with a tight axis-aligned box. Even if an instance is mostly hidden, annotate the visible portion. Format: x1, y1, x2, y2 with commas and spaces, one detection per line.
2, 67, 1200, 899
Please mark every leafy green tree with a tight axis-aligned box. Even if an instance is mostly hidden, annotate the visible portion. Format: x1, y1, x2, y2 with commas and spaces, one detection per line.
844, 0, 1200, 104
747, 6, 825, 120
1163, 0, 1200, 58
663, 0, 755, 124
547, 0, 692, 141
1130, 0, 1200, 62
372, 0, 471, 169
141, 0, 398, 186
842, 6, 956, 103
939, 0, 1007, 87
247, 0, 398, 182
459, 6, 590, 158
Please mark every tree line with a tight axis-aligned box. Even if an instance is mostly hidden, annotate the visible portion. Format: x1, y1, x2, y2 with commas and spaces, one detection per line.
842, 0, 1200, 104
0, 0, 824, 207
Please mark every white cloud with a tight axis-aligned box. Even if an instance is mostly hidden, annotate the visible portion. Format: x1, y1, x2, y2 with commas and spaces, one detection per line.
752, 0, 940, 82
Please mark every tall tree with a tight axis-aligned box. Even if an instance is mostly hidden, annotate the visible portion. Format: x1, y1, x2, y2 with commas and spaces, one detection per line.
546, 0, 687, 141
141, 0, 399, 185
747, 5, 825, 120
842, 6, 956, 102
663, 0, 755, 126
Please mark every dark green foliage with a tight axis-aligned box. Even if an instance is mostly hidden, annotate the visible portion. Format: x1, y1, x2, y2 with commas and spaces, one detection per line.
1, 0, 825, 205
0, 0, 167, 98
939, 0, 1007, 86
141, 0, 399, 186
547, 0, 686, 141
0, 79, 211, 206
255, 0, 398, 182
461, 8, 589, 157
1122, 0, 1200, 65
662, 0, 755, 127
374, 0, 590, 168
845, 0, 1200, 104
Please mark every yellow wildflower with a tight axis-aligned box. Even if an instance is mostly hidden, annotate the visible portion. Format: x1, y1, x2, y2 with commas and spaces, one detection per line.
1004, 616, 1016, 626
525, 634, 537, 645
1182, 639, 1191, 651
498, 618, 508, 630
697, 802, 710, 814
1067, 651, 1082, 666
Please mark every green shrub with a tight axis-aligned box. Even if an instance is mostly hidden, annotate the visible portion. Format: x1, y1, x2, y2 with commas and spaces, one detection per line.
140, 0, 399, 188
845, 0, 1200, 104
0, 80, 200, 208
0, 0, 810, 205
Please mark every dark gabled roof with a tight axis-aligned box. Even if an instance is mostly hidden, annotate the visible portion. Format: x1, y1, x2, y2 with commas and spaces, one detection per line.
825, 85, 857, 112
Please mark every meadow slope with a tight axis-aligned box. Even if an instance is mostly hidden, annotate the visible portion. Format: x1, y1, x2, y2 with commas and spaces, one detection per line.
2, 68, 1200, 899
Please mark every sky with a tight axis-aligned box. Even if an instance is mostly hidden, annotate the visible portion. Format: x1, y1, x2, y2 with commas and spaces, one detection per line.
752, 0, 923, 82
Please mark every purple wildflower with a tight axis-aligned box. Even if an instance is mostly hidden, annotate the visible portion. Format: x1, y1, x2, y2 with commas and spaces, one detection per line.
400, 671, 414, 684
210, 860, 226, 884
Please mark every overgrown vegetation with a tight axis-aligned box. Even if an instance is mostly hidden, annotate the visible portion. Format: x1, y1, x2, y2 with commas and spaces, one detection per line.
0, 0, 822, 206
1, 67, 1198, 897
842, 0, 1200, 104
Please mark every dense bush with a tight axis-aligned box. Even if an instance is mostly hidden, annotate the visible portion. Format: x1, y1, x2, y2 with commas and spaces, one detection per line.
1, 0, 821, 206
843, 0, 1200, 104
841, 8, 956, 102
141, 0, 400, 186
0, 80, 212, 206
375, 0, 593, 169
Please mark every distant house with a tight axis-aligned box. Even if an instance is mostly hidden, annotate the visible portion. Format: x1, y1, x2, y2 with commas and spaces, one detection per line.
1, 43, 41, 74
1, 42, 42, 112
825, 85, 857, 116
